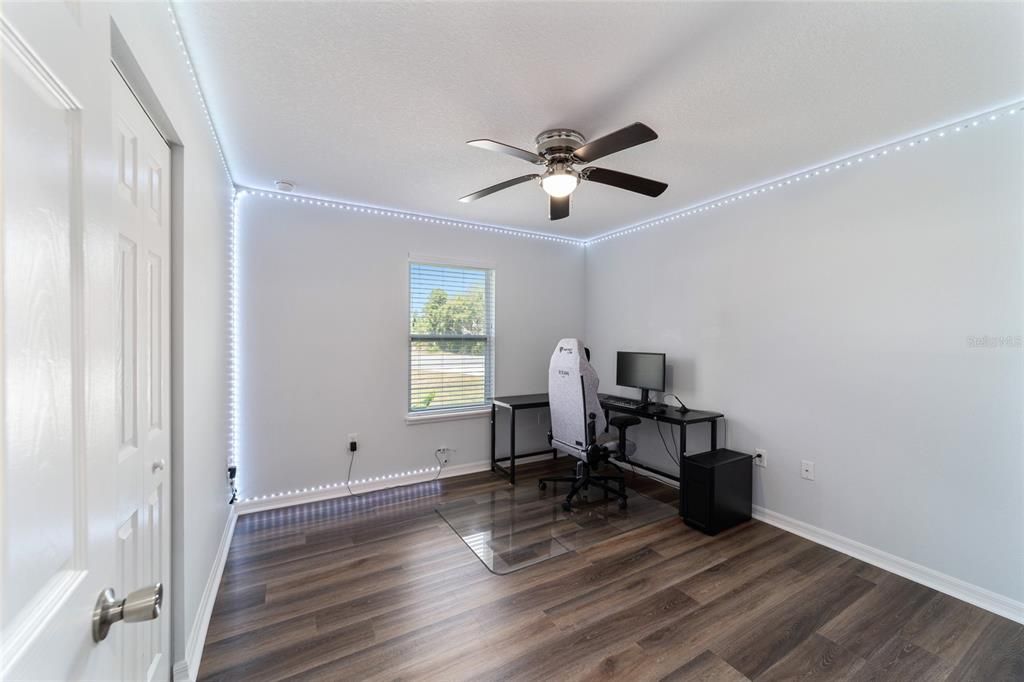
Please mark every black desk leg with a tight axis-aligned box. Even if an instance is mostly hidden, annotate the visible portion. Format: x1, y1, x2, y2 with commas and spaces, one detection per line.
490, 403, 496, 472
509, 409, 516, 485
710, 418, 717, 450
678, 423, 687, 517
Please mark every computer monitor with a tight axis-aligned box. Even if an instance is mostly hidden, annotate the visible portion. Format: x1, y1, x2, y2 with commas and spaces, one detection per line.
616, 351, 665, 405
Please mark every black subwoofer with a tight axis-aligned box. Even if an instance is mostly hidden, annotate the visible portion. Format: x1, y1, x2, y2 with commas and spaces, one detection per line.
680, 449, 752, 535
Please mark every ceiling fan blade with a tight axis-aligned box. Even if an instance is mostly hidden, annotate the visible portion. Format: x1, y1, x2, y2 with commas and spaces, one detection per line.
549, 194, 570, 221
572, 123, 658, 164
582, 167, 667, 197
459, 174, 539, 203
467, 139, 546, 165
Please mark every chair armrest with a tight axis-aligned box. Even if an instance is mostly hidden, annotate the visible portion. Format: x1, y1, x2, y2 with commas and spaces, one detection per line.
609, 415, 642, 433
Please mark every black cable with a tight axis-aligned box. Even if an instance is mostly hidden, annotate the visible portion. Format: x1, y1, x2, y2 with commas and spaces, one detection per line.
603, 423, 639, 483
656, 420, 680, 467
344, 453, 355, 496
666, 393, 727, 450
664, 393, 686, 408
433, 448, 444, 481
616, 444, 640, 482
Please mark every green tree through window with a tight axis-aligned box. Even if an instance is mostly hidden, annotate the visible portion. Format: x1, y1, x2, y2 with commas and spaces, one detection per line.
409, 263, 494, 412
410, 286, 486, 352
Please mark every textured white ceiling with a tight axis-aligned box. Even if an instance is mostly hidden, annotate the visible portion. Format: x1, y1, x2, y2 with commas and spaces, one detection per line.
175, 2, 1023, 239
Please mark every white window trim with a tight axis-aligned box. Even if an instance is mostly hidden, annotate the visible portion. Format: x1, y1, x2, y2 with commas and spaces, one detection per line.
404, 406, 491, 425
408, 252, 495, 270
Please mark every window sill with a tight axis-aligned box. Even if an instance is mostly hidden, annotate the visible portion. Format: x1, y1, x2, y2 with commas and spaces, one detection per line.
405, 407, 491, 425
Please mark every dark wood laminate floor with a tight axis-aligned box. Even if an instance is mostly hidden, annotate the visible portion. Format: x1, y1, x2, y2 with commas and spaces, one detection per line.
198, 459, 1023, 681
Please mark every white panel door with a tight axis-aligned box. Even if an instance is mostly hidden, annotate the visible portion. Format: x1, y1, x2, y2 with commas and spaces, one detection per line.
0, 11, 118, 681
111, 68, 172, 682
1, 10, 171, 679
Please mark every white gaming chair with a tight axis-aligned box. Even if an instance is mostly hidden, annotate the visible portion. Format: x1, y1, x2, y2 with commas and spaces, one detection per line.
540, 339, 639, 511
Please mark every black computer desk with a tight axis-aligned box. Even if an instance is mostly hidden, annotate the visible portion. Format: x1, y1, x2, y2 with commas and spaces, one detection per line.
490, 394, 558, 485
490, 393, 724, 486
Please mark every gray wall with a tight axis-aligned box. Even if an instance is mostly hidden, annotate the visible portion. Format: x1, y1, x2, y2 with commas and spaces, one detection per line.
584, 120, 1023, 602
237, 195, 584, 498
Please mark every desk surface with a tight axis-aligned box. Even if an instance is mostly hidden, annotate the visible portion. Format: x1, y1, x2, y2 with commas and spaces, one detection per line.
492, 393, 723, 426
600, 398, 723, 426
492, 393, 551, 410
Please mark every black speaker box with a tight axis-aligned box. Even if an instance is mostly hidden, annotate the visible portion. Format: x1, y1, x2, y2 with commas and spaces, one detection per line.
680, 449, 752, 535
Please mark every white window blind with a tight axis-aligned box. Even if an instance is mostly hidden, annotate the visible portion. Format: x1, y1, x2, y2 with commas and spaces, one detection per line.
409, 262, 495, 413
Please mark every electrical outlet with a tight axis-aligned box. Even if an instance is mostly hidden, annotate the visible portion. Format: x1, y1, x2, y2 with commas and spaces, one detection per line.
801, 460, 815, 480
754, 449, 767, 468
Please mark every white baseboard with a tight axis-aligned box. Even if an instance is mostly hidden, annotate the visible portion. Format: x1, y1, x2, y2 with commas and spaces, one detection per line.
172, 506, 238, 681
752, 504, 1024, 625
621, 462, 1023, 625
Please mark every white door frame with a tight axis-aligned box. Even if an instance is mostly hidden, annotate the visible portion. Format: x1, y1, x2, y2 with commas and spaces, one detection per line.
111, 24, 187, 682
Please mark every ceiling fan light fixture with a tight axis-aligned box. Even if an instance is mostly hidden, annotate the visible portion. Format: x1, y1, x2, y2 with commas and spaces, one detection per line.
462, 122, 665, 220
541, 168, 578, 198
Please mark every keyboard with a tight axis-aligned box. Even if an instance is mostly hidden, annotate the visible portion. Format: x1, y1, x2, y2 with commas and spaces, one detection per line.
600, 394, 641, 407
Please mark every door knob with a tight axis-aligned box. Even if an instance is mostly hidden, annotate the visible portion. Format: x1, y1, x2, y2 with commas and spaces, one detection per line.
152, 459, 166, 472
92, 583, 162, 642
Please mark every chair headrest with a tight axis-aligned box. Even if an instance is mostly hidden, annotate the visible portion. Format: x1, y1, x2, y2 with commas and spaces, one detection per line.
550, 339, 596, 383
549, 338, 606, 447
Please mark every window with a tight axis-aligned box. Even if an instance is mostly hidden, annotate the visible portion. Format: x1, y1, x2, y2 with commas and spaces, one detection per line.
409, 261, 494, 414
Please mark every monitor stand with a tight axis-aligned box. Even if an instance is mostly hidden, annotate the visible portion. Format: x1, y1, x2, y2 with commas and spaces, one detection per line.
636, 388, 651, 410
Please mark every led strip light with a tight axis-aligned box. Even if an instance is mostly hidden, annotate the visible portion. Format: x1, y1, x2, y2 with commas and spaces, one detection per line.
167, 2, 241, 483
166, 0, 1022, 252
167, 3, 232, 182
233, 99, 1024, 249
236, 187, 584, 245
241, 467, 442, 504
228, 191, 241, 474
588, 100, 1024, 244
